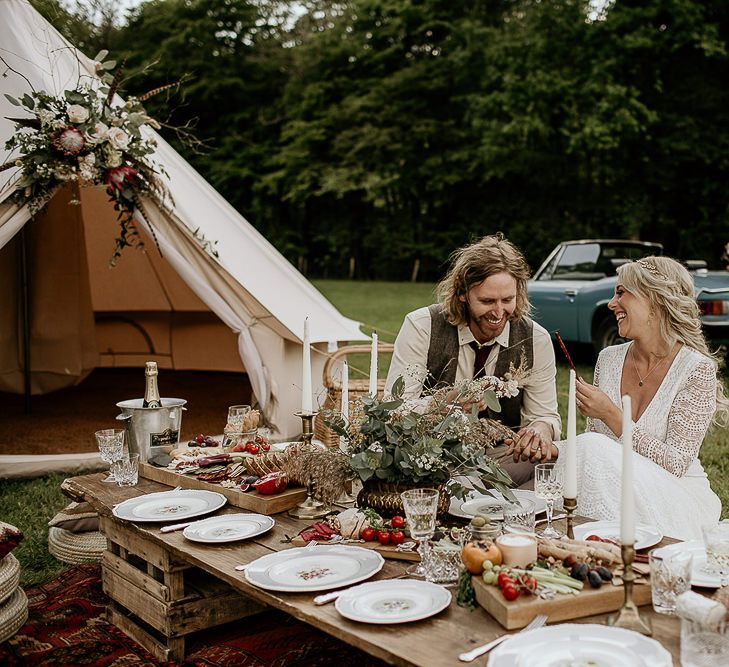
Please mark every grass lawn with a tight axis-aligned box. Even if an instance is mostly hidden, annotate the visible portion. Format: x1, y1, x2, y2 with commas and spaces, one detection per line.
7, 279, 729, 586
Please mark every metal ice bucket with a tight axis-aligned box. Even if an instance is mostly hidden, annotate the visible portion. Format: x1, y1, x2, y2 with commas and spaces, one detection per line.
116, 398, 187, 463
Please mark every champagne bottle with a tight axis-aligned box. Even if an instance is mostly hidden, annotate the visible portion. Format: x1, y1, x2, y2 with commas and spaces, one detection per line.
142, 361, 161, 408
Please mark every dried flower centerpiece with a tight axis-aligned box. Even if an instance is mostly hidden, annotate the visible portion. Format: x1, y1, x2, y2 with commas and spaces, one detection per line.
2, 50, 180, 265
321, 371, 526, 516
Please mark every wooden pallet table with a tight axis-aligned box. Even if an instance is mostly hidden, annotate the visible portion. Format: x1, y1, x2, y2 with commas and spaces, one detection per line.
63, 474, 687, 666
99, 516, 263, 661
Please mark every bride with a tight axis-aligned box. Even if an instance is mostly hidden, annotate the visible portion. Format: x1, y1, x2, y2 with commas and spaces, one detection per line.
570, 256, 728, 541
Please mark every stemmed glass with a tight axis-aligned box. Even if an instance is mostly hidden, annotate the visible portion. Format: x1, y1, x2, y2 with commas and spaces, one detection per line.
534, 462, 564, 539
95, 429, 125, 483
401, 488, 440, 580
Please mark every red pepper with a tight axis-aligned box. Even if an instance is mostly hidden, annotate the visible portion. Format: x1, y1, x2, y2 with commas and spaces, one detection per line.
253, 471, 288, 495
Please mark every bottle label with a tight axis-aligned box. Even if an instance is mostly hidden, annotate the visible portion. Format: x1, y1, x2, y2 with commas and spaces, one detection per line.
149, 428, 179, 448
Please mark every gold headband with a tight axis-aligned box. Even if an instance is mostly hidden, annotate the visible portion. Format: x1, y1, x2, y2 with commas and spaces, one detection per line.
635, 259, 669, 281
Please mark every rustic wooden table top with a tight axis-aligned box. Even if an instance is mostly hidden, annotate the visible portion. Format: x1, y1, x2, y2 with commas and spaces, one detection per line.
63, 473, 684, 667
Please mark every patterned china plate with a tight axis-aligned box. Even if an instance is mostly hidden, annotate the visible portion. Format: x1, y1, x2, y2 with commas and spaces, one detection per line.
653, 540, 722, 589
183, 514, 274, 544
112, 489, 227, 522
450, 489, 547, 520
573, 521, 663, 551
487, 624, 672, 667
335, 580, 451, 624
244, 545, 384, 593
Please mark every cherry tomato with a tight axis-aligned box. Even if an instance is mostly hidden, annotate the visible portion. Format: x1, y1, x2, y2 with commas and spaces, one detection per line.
390, 530, 406, 545
377, 530, 391, 545
246, 442, 260, 454
361, 527, 376, 542
261, 443, 271, 451
502, 584, 520, 601
255, 434, 265, 444
497, 571, 514, 588
390, 515, 406, 529
196, 434, 205, 444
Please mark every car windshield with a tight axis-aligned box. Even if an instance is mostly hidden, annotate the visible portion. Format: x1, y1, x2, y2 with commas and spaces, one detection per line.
541, 243, 660, 280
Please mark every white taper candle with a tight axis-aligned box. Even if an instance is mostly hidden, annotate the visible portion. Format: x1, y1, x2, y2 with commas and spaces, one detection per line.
301, 318, 312, 413
369, 332, 378, 396
564, 369, 577, 498
620, 394, 635, 544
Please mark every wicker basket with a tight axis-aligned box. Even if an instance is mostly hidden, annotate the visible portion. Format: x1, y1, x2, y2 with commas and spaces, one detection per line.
314, 343, 395, 448
0, 554, 20, 605
0, 587, 27, 644
48, 526, 106, 565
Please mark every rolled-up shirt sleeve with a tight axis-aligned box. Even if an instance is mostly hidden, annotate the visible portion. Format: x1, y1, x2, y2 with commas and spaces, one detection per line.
521, 326, 561, 440
385, 308, 432, 398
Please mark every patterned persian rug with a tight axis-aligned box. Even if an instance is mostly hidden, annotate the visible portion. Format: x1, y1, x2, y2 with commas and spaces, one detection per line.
0, 564, 387, 666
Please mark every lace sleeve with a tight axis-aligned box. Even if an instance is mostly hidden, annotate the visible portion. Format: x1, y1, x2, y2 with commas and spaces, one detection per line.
585, 352, 603, 433
632, 359, 717, 477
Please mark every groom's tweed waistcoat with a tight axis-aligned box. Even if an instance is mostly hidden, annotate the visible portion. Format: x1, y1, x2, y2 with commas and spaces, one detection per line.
424, 304, 534, 429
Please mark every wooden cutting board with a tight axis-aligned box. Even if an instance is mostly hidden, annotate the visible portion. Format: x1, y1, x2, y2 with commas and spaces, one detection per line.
473, 573, 653, 629
139, 463, 307, 515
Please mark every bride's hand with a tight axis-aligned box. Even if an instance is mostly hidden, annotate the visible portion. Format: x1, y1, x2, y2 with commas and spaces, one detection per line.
575, 378, 614, 420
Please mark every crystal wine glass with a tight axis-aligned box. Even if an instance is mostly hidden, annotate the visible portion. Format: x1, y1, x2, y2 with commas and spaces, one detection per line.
401, 488, 440, 579
534, 462, 564, 539
95, 429, 125, 483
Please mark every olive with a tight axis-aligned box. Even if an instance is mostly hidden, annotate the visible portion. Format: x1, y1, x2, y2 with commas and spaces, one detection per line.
571, 563, 589, 581
588, 570, 603, 588
470, 516, 487, 528
595, 566, 613, 582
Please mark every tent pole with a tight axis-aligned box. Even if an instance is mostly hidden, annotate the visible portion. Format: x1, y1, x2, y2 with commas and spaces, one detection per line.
20, 224, 31, 414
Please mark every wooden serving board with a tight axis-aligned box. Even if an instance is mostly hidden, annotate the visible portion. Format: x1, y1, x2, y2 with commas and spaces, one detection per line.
473, 574, 652, 629
139, 463, 307, 515
290, 535, 420, 562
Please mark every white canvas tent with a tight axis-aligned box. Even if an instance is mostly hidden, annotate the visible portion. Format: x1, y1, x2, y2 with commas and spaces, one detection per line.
0, 0, 367, 440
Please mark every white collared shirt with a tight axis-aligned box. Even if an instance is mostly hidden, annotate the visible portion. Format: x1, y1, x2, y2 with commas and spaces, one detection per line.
384, 306, 562, 439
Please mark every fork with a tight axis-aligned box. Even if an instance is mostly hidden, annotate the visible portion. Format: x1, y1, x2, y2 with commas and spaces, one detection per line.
458, 614, 548, 662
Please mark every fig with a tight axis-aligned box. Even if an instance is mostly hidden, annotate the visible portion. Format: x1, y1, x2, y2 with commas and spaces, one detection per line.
570, 563, 589, 581
588, 570, 603, 589
595, 566, 613, 582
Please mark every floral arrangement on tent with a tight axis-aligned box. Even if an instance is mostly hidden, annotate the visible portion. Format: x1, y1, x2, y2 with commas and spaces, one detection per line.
286, 368, 528, 514
2, 51, 176, 265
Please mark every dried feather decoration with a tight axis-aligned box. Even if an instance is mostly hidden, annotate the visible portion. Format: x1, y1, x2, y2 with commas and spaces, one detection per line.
281, 443, 356, 506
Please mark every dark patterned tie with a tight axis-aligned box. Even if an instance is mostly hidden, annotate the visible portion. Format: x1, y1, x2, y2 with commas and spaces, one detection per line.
470, 341, 497, 419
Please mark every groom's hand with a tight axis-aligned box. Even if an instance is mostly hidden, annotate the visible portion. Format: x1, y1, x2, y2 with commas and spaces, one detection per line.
505, 422, 557, 463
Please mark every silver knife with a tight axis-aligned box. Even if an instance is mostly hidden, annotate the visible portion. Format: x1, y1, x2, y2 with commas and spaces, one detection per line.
160, 520, 196, 533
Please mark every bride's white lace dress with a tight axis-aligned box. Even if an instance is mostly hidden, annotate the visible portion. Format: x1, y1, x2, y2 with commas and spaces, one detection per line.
569, 342, 720, 541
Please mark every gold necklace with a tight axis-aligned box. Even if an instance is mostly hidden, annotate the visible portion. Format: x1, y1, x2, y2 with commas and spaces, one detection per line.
630, 345, 667, 387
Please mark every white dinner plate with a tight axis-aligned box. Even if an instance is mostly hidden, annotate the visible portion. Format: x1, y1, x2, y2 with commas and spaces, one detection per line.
487, 623, 672, 667
574, 521, 663, 551
244, 545, 384, 593
335, 579, 451, 624
113, 489, 227, 522
183, 514, 274, 543
449, 489, 547, 520
653, 540, 722, 589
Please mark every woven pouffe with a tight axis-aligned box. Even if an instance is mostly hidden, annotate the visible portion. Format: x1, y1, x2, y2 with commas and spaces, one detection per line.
0, 554, 21, 605
0, 587, 27, 644
48, 527, 106, 565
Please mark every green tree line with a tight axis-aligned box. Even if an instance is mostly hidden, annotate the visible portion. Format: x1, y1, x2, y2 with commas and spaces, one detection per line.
32, 0, 729, 279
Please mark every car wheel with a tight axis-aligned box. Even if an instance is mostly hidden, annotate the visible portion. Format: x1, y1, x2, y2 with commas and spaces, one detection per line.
594, 316, 628, 355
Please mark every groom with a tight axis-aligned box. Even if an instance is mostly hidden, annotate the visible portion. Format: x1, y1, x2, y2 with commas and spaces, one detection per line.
384, 233, 561, 488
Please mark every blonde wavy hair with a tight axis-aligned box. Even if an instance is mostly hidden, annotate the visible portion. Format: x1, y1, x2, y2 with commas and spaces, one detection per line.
436, 233, 532, 326
618, 256, 729, 425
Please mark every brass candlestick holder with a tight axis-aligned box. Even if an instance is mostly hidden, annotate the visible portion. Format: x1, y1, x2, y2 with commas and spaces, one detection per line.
288, 411, 330, 520
563, 496, 577, 539
607, 543, 652, 635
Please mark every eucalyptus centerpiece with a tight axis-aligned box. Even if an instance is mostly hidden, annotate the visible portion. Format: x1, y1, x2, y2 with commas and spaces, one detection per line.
324, 373, 523, 516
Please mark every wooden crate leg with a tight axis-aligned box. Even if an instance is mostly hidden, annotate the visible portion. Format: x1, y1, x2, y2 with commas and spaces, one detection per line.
107, 602, 186, 662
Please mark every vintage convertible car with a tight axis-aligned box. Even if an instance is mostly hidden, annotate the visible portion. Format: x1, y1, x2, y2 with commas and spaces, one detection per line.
528, 239, 729, 356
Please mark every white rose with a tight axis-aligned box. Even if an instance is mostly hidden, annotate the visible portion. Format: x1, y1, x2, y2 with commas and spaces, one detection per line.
67, 104, 90, 124
86, 122, 109, 143
106, 150, 122, 168
107, 127, 130, 150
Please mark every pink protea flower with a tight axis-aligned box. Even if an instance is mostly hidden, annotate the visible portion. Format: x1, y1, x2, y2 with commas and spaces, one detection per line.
105, 165, 138, 195
52, 127, 85, 155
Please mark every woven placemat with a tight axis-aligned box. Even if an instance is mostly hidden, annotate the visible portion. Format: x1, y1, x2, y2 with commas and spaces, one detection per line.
0, 554, 20, 605
48, 527, 106, 565
0, 587, 28, 644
